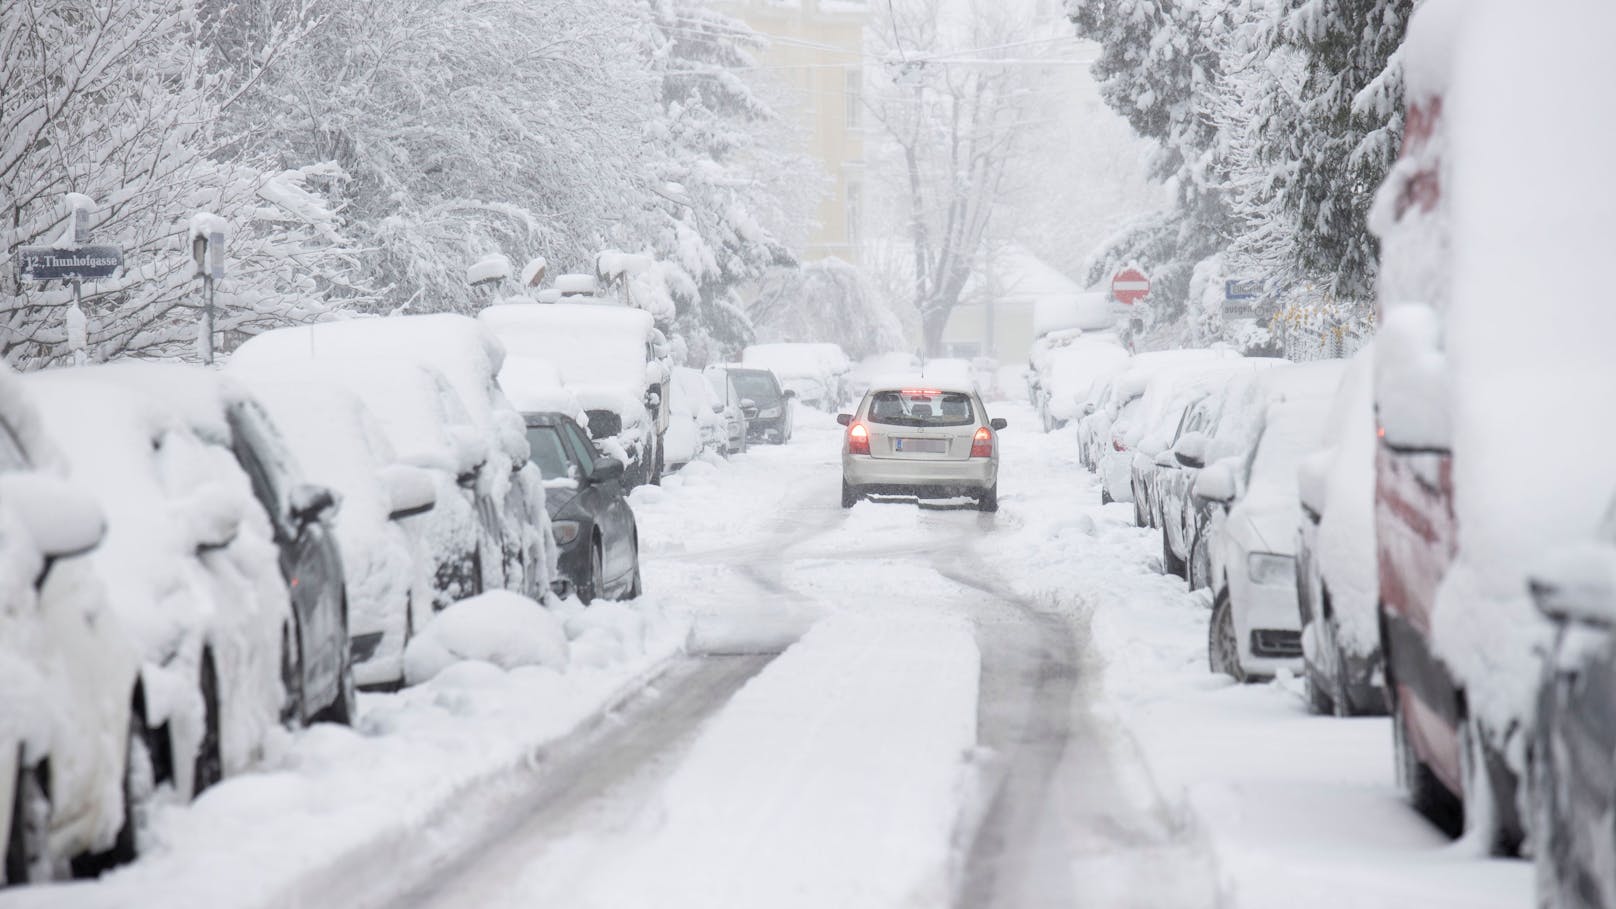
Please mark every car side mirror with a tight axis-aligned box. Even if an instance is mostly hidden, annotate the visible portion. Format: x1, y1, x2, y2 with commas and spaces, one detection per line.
1173, 431, 1208, 469
836, 413, 852, 427
290, 483, 340, 527
1083, 403, 1096, 416
712, 402, 725, 414
1529, 543, 1616, 626
590, 456, 625, 484
0, 474, 106, 562
1191, 460, 1238, 506
990, 418, 1008, 431
382, 464, 437, 521
644, 385, 662, 411
783, 389, 798, 399
1154, 450, 1176, 468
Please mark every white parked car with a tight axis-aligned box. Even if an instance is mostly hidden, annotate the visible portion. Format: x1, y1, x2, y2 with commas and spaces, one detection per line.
664, 367, 725, 471
703, 366, 749, 455
838, 381, 1007, 512
1295, 346, 1381, 716
1035, 338, 1130, 433
1096, 349, 1242, 504
742, 342, 851, 411
1198, 384, 1340, 682
479, 302, 672, 488
849, 352, 921, 400
231, 374, 440, 691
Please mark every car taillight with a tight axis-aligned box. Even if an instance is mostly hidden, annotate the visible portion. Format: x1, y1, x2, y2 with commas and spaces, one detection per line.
848, 422, 870, 455
1112, 437, 1126, 452
971, 426, 994, 458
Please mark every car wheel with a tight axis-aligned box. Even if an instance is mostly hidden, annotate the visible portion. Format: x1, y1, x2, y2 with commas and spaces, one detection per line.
1459, 711, 1521, 854
92, 697, 155, 874
279, 619, 304, 726
627, 535, 643, 599
580, 540, 604, 605
1305, 661, 1337, 715
1530, 731, 1569, 907
192, 651, 223, 797
841, 480, 859, 509
650, 437, 665, 486
4, 753, 50, 886
978, 485, 999, 513
1208, 590, 1244, 682
1161, 534, 1187, 579
1100, 486, 1113, 505
1391, 680, 1461, 835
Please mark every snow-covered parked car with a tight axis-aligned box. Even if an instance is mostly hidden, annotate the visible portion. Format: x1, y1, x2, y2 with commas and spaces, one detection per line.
1034, 337, 1129, 434
522, 412, 641, 604
741, 342, 850, 411
1369, 0, 1616, 853
22, 370, 304, 849
87, 363, 358, 728
479, 302, 672, 488
664, 367, 725, 471
703, 367, 749, 456
849, 352, 921, 400
1095, 349, 1242, 504
230, 373, 440, 691
1198, 385, 1339, 683
232, 315, 554, 601
0, 369, 132, 885
1294, 346, 1382, 717
1126, 359, 1277, 529
496, 354, 586, 428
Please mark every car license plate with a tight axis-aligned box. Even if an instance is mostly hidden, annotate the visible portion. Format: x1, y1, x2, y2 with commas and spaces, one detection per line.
896, 437, 946, 454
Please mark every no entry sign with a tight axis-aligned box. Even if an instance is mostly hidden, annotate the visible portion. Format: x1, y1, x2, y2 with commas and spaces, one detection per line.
1111, 267, 1150, 305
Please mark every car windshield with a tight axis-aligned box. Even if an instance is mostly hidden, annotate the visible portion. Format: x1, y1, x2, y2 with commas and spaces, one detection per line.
525, 425, 575, 482
730, 371, 780, 402
867, 390, 975, 427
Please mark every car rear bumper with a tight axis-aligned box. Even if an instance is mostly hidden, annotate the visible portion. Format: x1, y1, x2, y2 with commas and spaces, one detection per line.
843, 454, 995, 494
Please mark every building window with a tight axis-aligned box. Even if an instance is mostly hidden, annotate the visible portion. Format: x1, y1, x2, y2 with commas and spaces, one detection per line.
845, 180, 861, 247
844, 68, 862, 129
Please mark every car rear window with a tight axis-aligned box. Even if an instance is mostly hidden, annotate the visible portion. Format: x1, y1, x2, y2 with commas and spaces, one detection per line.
867, 390, 975, 427
729, 371, 780, 402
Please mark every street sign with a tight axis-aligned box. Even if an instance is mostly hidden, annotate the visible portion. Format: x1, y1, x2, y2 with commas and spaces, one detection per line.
1111, 267, 1150, 305
17, 246, 123, 282
1225, 279, 1263, 301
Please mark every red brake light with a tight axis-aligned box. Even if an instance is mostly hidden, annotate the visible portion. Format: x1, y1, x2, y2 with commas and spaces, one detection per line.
971, 426, 994, 458
848, 422, 870, 455
1112, 437, 1126, 452
901, 388, 942, 396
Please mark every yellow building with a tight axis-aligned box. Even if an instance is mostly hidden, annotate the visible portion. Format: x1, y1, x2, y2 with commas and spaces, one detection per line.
720, 0, 868, 265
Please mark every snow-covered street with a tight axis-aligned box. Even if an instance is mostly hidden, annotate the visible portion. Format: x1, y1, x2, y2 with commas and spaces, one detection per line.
4, 401, 1532, 908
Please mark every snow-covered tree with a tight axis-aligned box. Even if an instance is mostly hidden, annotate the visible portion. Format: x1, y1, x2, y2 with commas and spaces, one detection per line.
869, 0, 1054, 354
0, 1, 364, 367
617, 0, 806, 365
748, 259, 907, 359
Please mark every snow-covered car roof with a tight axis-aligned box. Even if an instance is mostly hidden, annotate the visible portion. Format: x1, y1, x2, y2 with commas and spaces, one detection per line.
1045, 340, 1130, 402
741, 342, 851, 379
478, 302, 655, 395
1115, 348, 1242, 403
232, 314, 508, 432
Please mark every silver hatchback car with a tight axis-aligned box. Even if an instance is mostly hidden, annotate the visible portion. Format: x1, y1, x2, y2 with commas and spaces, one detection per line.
838, 382, 1006, 512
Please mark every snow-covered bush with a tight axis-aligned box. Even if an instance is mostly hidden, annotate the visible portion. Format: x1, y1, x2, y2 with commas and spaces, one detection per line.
403, 592, 569, 685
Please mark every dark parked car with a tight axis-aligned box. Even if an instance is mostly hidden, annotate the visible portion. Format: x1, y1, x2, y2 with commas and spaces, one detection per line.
725, 367, 795, 445
524, 413, 641, 604
1527, 504, 1616, 909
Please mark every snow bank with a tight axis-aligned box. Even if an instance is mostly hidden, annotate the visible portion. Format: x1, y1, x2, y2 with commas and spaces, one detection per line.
403, 591, 569, 683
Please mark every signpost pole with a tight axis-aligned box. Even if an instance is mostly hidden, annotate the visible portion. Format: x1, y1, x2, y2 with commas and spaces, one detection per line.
71, 280, 85, 366
203, 273, 215, 366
